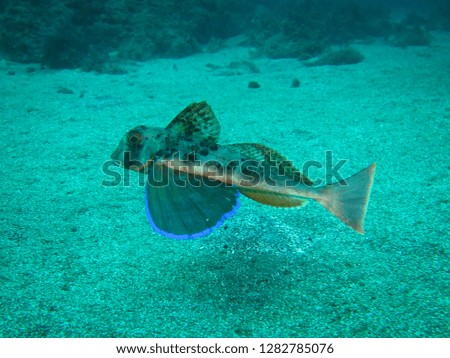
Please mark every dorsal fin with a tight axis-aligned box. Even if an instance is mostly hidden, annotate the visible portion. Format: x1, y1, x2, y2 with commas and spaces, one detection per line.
226, 143, 313, 185
166, 101, 220, 146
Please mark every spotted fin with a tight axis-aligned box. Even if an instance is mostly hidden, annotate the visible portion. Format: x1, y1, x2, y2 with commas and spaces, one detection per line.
226, 143, 311, 207
165, 101, 220, 147
226, 143, 313, 185
145, 165, 240, 239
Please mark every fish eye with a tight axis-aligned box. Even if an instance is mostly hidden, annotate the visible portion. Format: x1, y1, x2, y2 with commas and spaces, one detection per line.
127, 131, 143, 146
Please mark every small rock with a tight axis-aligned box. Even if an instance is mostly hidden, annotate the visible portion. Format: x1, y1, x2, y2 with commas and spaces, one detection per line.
291, 78, 301, 88
57, 87, 75, 94
248, 81, 260, 89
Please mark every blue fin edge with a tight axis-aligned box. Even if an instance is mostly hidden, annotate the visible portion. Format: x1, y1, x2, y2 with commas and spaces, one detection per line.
144, 187, 241, 240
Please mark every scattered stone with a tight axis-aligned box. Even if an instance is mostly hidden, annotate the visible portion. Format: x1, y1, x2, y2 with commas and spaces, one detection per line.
7, 71, 15, 76
291, 78, 301, 88
57, 87, 75, 94
248, 81, 260, 89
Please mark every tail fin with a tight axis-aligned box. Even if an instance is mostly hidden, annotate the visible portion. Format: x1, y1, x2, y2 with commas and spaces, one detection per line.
316, 163, 376, 234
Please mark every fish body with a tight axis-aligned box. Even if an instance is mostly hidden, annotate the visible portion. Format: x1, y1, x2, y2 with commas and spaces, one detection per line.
111, 101, 376, 239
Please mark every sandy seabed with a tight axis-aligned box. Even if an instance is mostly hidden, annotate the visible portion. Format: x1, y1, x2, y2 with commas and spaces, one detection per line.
0, 32, 449, 337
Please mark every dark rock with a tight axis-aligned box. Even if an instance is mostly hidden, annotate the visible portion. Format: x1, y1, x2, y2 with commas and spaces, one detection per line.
248, 81, 260, 89
291, 78, 301, 88
57, 87, 75, 94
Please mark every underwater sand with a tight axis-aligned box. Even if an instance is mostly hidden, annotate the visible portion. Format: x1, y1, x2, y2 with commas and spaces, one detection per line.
0, 33, 449, 338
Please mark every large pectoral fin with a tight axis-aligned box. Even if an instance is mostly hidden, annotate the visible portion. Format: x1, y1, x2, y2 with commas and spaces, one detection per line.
145, 166, 240, 239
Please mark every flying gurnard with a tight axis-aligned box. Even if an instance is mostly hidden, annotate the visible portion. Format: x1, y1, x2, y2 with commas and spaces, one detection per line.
111, 101, 376, 239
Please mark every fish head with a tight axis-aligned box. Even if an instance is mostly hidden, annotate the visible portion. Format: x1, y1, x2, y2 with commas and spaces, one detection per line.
111, 125, 166, 173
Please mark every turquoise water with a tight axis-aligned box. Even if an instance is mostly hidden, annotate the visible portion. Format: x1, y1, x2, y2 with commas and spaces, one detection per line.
0, 0, 449, 338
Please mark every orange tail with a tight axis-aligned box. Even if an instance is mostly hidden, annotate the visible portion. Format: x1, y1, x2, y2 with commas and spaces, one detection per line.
316, 163, 376, 234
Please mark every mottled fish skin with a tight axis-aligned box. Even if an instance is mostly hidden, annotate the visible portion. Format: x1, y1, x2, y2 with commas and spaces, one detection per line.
111, 101, 376, 238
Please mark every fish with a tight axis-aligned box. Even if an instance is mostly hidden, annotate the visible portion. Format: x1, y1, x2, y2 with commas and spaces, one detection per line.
111, 101, 376, 239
